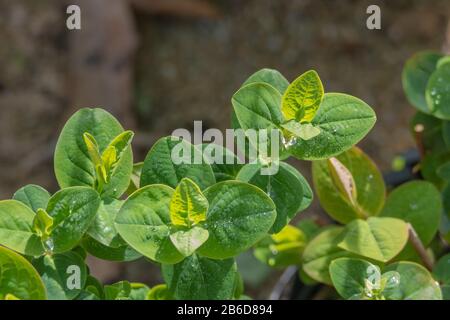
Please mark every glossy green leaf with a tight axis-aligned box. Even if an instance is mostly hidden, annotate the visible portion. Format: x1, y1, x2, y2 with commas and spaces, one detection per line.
81, 236, 142, 262
287, 93, 376, 160
381, 181, 441, 246
0, 246, 46, 300
383, 262, 442, 300
115, 185, 184, 264
302, 226, 353, 285
338, 217, 409, 262
242, 68, 289, 94
162, 254, 237, 300
402, 51, 443, 113
32, 208, 53, 240
83, 132, 103, 168
140, 136, 215, 190
87, 199, 124, 247
102, 130, 134, 173
236, 162, 305, 233
33, 251, 87, 300
426, 62, 450, 120
13, 184, 51, 213
170, 178, 208, 227
0, 200, 44, 256
46, 187, 101, 254
281, 70, 324, 122
54, 108, 133, 199
313, 147, 386, 223
197, 181, 276, 259
232, 82, 284, 131
329, 258, 380, 300
169, 226, 209, 257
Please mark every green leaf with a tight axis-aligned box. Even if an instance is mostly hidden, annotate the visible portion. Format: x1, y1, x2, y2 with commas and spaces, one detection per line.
380, 181, 441, 246
146, 284, 172, 300
437, 56, 450, 68
281, 70, 324, 122
242, 68, 289, 94
0, 200, 44, 256
140, 136, 215, 190
236, 162, 305, 233
162, 254, 237, 300
32, 208, 53, 240
329, 258, 380, 300
103, 130, 134, 167
104, 281, 132, 300
46, 187, 101, 254
433, 253, 450, 299
384, 262, 442, 300
83, 132, 103, 168
169, 226, 209, 257
232, 82, 284, 130
33, 251, 87, 300
87, 199, 126, 247
197, 181, 276, 259
302, 226, 353, 285
313, 147, 386, 223
13, 184, 51, 212
338, 217, 409, 263
254, 225, 306, 268
287, 93, 376, 160
81, 236, 142, 262
84, 275, 104, 299
0, 246, 46, 300
170, 178, 208, 227
54, 108, 133, 199
402, 51, 443, 113
426, 62, 450, 120
201, 144, 243, 182
420, 152, 450, 189
115, 185, 184, 264
76, 290, 100, 300
281, 121, 321, 140
128, 283, 150, 300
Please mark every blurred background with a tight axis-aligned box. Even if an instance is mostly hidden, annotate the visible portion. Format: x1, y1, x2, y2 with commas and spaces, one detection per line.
0, 0, 449, 298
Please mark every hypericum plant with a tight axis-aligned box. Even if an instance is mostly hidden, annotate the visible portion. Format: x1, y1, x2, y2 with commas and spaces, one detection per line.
401, 50, 450, 300
255, 145, 444, 300
0, 67, 388, 300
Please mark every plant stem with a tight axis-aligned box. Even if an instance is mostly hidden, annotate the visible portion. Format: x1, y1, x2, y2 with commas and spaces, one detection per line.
407, 223, 433, 271
413, 124, 425, 159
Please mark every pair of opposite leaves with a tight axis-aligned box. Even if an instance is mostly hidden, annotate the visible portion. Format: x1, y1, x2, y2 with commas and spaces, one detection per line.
231, 68, 377, 160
